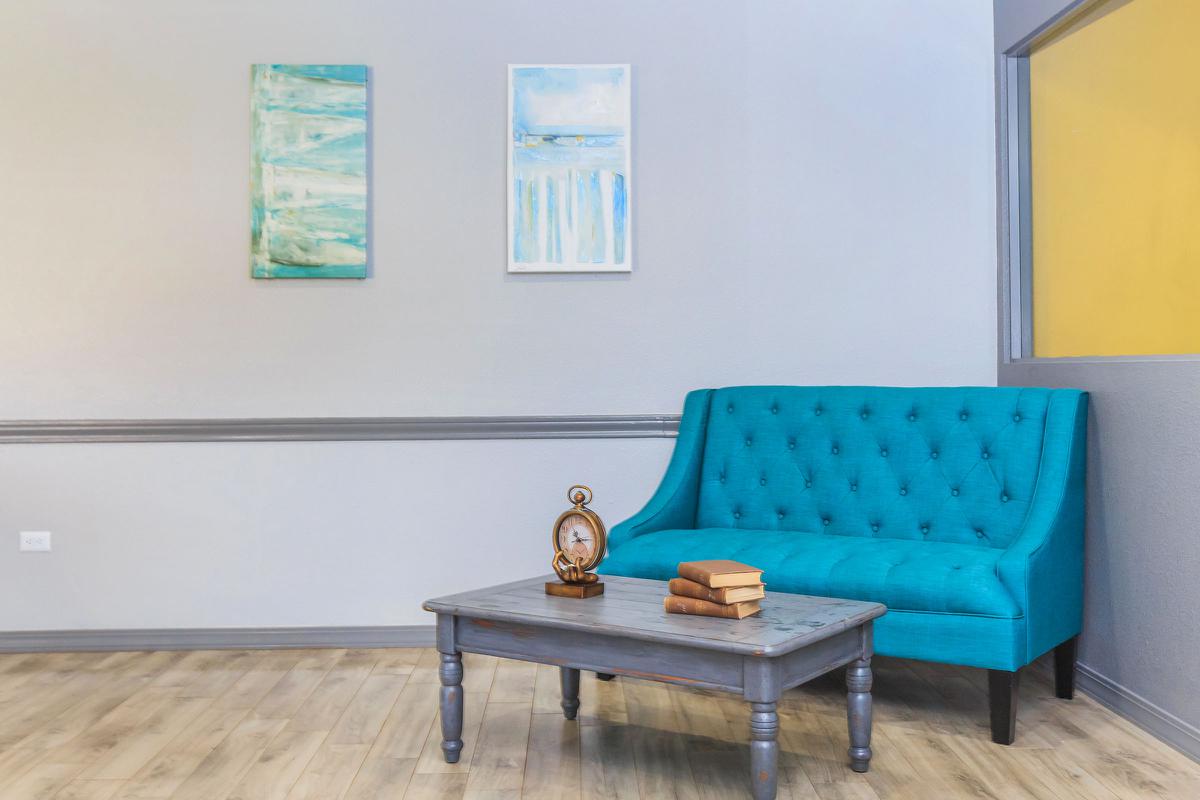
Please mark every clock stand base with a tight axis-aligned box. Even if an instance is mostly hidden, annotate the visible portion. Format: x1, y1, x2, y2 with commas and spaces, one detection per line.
545, 580, 605, 599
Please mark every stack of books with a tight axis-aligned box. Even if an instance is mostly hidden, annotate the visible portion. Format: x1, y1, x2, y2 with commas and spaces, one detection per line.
663, 560, 765, 619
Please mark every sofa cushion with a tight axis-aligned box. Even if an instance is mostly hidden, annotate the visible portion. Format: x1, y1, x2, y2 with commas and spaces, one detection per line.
600, 528, 1021, 617
696, 386, 1054, 549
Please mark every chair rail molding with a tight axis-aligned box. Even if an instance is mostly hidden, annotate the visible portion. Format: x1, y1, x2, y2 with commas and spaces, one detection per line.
0, 414, 682, 444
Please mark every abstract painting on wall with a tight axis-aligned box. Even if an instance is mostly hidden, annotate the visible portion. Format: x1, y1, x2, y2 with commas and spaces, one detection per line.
251, 64, 367, 279
508, 65, 631, 273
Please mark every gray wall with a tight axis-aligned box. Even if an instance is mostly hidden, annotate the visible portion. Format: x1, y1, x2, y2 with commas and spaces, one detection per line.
995, 0, 1200, 756
0, 1, 998, 630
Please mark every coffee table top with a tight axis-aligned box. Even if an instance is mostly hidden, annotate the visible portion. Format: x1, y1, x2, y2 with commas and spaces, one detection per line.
423, 575, 885, 657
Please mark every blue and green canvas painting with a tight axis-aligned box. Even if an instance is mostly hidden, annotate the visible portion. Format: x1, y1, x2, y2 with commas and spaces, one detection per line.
508, 65, 631, 272
251, 64, 367, 279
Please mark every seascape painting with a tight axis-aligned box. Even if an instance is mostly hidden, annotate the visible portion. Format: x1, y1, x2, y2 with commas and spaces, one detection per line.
251, 64, 367, 279
508, 65, 631, 272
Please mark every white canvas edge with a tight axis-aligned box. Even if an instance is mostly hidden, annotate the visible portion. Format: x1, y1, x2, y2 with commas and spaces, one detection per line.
506, 63, 633, 274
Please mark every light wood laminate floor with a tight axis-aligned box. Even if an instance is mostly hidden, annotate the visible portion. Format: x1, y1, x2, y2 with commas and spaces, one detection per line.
0, 648, 1196, 799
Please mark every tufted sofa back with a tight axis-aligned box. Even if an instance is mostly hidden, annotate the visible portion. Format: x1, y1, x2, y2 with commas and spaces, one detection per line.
695, 386, 1060, 549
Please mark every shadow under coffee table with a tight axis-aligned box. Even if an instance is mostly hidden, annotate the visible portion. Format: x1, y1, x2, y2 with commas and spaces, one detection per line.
423, 575, 885, 800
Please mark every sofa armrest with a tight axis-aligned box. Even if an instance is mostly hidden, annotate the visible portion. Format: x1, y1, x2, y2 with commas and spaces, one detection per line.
997, 390, 1089, 663
606, 389, 713, 552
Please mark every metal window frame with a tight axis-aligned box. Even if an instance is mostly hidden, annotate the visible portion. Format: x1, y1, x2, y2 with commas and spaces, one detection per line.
997, 0, 1200, 365
1000, 52, 1033, 361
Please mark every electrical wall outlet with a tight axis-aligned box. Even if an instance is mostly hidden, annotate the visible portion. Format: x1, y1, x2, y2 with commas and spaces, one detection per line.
19, 531, 51, 552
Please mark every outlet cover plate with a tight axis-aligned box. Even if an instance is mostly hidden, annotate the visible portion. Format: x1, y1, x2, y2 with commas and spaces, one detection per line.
19, 531, 51, 552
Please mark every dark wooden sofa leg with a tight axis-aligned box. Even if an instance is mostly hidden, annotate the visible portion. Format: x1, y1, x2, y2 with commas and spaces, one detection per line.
988, 669, 1019, 745
1054, 637, 1078, 700
596, 673, 615, 681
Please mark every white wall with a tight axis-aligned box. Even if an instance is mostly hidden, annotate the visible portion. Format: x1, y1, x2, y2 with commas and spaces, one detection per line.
0, 438, 674, 629
0, 0, 997, 630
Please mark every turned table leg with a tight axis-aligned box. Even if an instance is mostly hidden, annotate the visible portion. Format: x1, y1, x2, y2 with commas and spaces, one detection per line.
847, 658, 873, 773
749, 701, 779, 799
560, 667, 580, 720
439, 652, 464, 763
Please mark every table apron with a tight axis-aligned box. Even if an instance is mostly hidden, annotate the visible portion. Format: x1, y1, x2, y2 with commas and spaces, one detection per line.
779, 627, 868, 691
454, 615, 745, 692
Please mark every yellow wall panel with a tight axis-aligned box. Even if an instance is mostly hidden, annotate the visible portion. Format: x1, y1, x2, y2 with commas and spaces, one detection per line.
1031, 0, 1200, 356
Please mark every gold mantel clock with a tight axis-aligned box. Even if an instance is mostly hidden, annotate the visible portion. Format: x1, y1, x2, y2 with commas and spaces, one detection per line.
546, 485, 607, 599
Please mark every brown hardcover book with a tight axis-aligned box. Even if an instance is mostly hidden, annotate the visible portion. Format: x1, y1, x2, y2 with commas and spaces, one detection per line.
663, 595, 762, 619
677, 559, 764, 589
668, 577, 765, 605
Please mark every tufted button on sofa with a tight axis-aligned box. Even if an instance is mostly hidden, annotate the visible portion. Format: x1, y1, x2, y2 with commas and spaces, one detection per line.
600, 386, 1088, 745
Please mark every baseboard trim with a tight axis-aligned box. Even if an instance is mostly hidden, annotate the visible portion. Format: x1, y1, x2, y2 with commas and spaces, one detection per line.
0, 625, 436, 653
0, 414, 682, 444
1028, 656, 1200, 762
1071, 661, 1200, 763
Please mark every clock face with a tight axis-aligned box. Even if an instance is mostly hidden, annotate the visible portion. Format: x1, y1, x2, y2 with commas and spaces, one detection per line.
557, 513, 597, 563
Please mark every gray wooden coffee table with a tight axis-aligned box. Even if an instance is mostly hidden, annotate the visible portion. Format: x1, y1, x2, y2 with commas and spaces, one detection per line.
423, 575, 885, 800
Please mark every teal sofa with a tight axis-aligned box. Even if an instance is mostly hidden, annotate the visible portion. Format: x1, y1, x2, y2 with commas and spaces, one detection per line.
600, 386, 1088, 744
